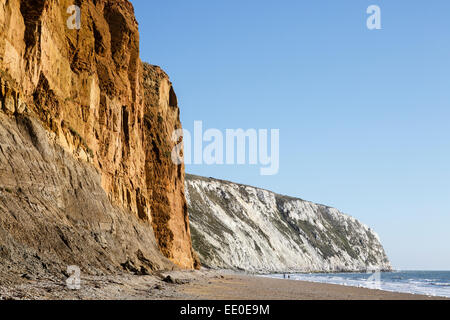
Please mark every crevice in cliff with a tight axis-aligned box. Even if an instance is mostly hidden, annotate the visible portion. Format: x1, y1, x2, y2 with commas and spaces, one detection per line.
104, 4, 126, 57
93, 22, 106, 56
136, 188, 147, 221
169, 86, 178, 108
32, 74, 59, 134
121, 105, 130, 150
20, 0, 45, 63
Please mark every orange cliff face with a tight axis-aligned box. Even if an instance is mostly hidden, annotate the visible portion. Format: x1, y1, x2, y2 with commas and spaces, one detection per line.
0, 0, 198, 269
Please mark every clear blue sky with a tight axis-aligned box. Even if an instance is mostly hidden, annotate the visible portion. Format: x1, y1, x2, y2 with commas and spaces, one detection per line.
133, 0, 450, 270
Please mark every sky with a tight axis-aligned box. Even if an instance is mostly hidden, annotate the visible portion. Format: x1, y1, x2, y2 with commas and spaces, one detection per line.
133, 0, 450, 270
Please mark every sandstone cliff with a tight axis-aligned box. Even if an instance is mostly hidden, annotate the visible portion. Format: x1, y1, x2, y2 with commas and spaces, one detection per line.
0, 0, 197, 275
186, 175, 392, 273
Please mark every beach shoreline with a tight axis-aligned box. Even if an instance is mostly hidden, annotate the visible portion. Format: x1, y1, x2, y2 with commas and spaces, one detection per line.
180, 273, 447, 300
0, 269, 447, 300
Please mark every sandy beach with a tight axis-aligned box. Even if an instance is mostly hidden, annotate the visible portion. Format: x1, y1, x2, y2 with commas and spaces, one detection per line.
180, 274, 446, 300
0, 270, 446, 300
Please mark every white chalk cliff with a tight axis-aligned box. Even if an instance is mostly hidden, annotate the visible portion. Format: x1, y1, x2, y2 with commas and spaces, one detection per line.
186, 174, 391, 273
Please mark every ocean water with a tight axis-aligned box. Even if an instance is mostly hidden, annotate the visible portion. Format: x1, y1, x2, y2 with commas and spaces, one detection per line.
265, 271, 450, 298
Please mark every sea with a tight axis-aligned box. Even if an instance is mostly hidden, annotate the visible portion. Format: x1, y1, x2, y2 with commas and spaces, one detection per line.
265, 270, 450, 298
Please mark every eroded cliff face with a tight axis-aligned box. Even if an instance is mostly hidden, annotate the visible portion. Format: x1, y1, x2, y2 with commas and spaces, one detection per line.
0, 114, 174, 280
186, 175, 392, 273
0, 0, 196, 270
